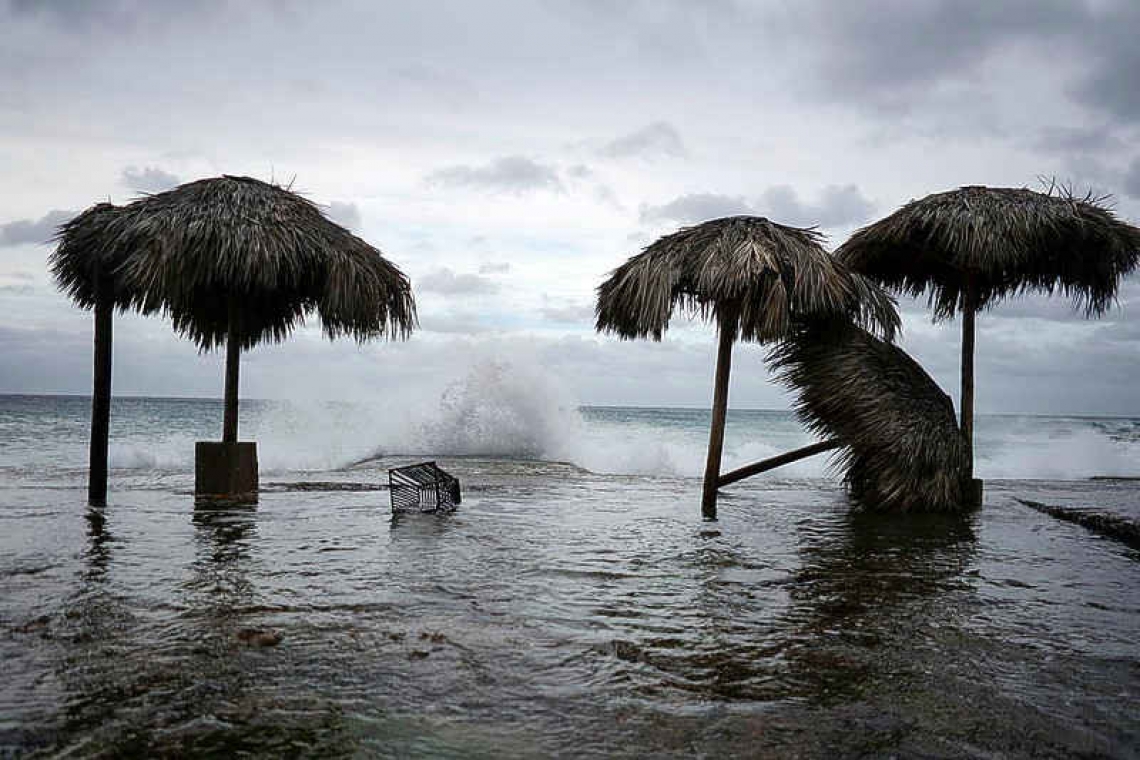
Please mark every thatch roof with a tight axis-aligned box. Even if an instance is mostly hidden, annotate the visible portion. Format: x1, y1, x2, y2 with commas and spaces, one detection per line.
768, 319, 971, 512
596, 216, 899, 342
50, 203, 135, 309
837, 185, 1140, 319
52, 176, 416, 349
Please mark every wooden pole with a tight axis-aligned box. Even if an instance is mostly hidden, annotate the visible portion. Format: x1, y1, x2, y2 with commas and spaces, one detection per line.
960, 277, 976, 480
717, 439, 842, 489
88, 275, 114, 507
222, 297, 241, 443
701, 308, 738, 521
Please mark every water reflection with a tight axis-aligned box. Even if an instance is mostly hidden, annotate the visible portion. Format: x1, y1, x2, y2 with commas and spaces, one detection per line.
795, 510, 977, 611
184, 503, 259, 627
685, 532, 768, 700
191, 503, 256, 555
787, 509, 979, 704
388, 508, 459, 536
84, 506, 112, 582
55, 504, 137, 749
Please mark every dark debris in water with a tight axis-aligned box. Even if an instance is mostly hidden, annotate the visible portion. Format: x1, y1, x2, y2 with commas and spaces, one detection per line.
236, 628, 283, 647
2, 563, 56, 577
1017, 498, 1140, 551
264, 481, 387, 493
10, 614, 52, 636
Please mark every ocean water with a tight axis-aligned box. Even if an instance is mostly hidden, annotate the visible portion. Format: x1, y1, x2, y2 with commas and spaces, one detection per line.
1, 374, 1139, 757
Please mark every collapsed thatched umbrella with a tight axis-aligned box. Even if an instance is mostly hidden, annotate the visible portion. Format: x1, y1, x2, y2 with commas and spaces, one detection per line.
53, 176, 416, 503
51, 203, 133, 506
769, 319, 971, 511
837, 186, 1140, 479
596, 215, 899, 519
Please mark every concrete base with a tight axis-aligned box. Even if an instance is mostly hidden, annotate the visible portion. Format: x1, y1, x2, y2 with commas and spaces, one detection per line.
968, 478, 984, 508
195, 441, 258, 505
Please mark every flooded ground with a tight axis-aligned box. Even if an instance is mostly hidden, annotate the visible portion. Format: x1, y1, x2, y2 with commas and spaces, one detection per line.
2, 459, 1138, 758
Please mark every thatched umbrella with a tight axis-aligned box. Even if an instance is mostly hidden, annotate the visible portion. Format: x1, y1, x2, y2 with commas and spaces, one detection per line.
53, 176, 416, 502
51, 203, 133, 506
769, 319, 971, 511
837, 186, 1140, 479
596, 215, 899, 520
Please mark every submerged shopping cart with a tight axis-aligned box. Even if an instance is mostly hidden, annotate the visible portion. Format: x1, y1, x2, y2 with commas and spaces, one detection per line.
388, 461, 461, 513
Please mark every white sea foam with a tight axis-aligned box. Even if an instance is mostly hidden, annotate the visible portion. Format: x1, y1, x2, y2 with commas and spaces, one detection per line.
20, 357, 1132, 483
416, 358, 580, 460
108, 443, 190, 471
977, 426, 1140, 480
240, 356, 842, 479
236, 356, 1138, 481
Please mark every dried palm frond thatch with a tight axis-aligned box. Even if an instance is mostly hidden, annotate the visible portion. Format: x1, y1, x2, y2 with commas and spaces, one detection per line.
50, 203, 130, 309
595, 216, 901, 519
769, 319, 971, 512
597, 216, 899, 342
93, 175, 416, 350
837, 185, 1140, 320
837, 185, 1140, 483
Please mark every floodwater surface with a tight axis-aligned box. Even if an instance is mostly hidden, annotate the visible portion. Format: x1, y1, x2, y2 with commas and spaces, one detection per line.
2, 464, 1139, 757
1, 396, 1139, 757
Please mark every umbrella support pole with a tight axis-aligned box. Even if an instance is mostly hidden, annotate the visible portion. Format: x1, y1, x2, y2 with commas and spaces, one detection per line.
718, 439, 842, 488
960, 287, 975, 478
87, 278, 113, 507
701, 312, 737, 521
196, 299, 258, 504
960, 280, 983, 508
223, 300, 241, 443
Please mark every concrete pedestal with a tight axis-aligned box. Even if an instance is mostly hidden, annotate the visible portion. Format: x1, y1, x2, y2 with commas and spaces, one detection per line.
969, 478, 984, 508
195, 441, 258, 504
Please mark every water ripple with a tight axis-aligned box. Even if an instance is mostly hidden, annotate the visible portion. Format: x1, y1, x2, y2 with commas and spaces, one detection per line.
1, 468, 1138, 757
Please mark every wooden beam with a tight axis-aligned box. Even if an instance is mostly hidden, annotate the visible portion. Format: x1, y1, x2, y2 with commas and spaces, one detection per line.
87, 275, 113, 507
223, 297, 241, 443
701, 309, 738, 521
960, 276, 976, 480
717, 439, 842, 488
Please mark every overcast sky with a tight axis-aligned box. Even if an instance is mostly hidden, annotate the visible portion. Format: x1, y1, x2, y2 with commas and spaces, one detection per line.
1, 0, 1138, 415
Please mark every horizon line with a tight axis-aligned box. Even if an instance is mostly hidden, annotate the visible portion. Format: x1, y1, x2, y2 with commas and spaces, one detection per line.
0, 392, 1136, 420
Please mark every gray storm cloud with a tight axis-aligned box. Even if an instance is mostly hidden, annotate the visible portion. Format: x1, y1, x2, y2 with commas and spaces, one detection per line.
325, 201, 362, 232
639, 186, 875, 229
800, 1, 1081, 96
598, 122, 687, 160
0, 210, 73, 247
758, 185, 875, 229
0, 0, 1138, 414
120, 166, 181, 193
639, 194, 753, 224
416, 268, 499, 296
426, 157, 564, 195
1123, 161, 1140, 200
539, 300, 594, 325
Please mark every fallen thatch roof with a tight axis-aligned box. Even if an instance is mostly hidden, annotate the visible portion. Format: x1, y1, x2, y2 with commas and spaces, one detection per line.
596, 216, 899, 342
52, 176, 416, 349
837, 185, 1140, 319
769, 319, 972, 512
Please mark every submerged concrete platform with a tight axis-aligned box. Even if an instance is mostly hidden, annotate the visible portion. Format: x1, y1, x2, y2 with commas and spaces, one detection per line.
969, 478, 984, 508
195, 441, 258, 504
